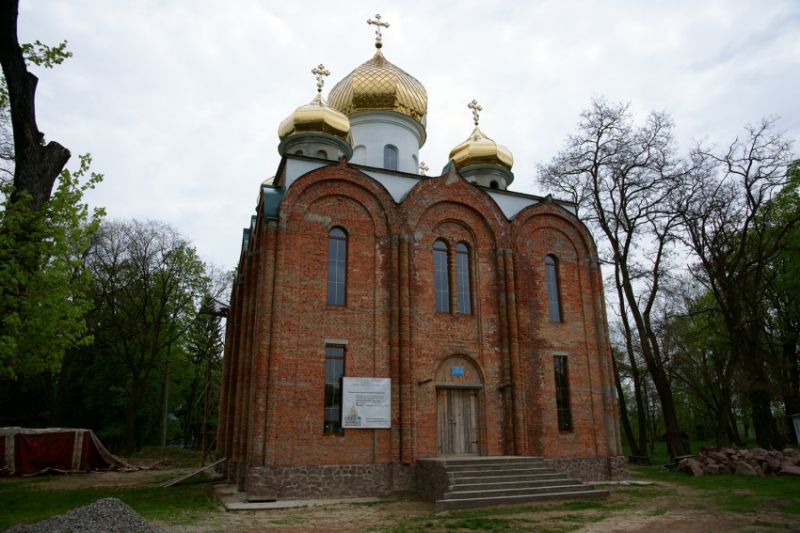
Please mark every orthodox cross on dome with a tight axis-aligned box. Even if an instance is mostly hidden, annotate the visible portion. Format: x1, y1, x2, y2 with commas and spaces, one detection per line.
468, 99, 482, 126
419, 161, 429, 176
367, 14, 390, 48
311, 63, 330, 97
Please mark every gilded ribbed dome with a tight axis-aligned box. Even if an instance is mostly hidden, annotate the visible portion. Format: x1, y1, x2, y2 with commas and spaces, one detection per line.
277, 93, 351, 141
449, 126, 514, 170
327, 49, 427, 125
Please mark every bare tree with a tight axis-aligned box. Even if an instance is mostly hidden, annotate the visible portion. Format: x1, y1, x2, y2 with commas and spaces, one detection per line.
677, 120, 796, 449
540, 99, 690, 457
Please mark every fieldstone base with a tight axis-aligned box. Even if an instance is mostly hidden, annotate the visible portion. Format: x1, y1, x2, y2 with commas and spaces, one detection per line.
245, 463, 415, 501
415, 459, 449, 502
542, 456, 628, 481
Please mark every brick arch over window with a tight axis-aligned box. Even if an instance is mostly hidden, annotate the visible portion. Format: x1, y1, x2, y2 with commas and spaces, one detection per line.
434, 354, 484, 386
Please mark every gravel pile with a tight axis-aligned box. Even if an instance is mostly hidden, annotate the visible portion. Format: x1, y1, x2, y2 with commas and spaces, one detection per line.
7, 497, 161, 533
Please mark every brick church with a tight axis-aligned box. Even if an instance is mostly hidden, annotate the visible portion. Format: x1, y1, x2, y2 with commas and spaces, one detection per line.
218, 16, 625, 503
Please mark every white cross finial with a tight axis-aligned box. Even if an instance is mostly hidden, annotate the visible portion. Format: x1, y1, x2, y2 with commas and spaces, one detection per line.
367, 14, 390, 48
419, 161, 429, 176
468, 99, 482, 126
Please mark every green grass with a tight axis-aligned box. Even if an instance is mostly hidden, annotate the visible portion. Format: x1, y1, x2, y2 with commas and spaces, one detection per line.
128, 446, 205, 468
0, 476, 219, 530
633, 464, 800, 514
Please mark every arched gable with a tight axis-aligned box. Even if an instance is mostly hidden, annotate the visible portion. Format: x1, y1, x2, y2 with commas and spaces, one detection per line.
400, 166, 509, 246
280, 161, 400, 235
512, 199, 597, 261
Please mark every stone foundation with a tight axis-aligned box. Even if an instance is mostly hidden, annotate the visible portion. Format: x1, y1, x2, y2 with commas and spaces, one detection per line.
245, 463, 415, 501
242, 457, 626, 501
543, 456, 628, 481
415, 459, 449, 502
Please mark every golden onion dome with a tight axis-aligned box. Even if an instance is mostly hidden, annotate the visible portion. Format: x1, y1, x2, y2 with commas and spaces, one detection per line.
449, 99, 513, 170
327, 48, 428, 125
449, 126, 514, 170
278, 64, 351, 141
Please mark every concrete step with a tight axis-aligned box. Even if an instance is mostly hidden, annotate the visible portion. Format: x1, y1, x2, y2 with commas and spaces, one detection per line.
445, 464, 554, 474
442, 456, 544, 466
435, 488, 610, 511
450, 472, 565, 484
444, 483, 591, 500
450, 478, 581, 491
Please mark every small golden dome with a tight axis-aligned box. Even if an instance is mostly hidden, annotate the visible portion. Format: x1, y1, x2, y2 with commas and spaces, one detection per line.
449, 126, 514, 170
277, 95, 351, 141
327, 49, 428, 125
278, 63, 351, 141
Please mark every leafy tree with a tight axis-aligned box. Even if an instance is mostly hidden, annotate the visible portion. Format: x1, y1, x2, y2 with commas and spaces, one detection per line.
0, 7, 97, 383
677, 120, 796, 449
0, 154, 103, 380
666, 290, 742, 446
763, 160, 800, 442
87, 220, 209, 453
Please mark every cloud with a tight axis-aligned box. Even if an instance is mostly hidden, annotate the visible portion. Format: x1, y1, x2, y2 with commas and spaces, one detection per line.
16, 0, 799, 270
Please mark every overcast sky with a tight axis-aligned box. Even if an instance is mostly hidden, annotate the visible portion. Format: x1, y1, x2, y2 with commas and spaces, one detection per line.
19, 0, 800, 270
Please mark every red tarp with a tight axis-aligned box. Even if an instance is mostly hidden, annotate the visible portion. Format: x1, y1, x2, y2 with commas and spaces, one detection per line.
0, 427, 133, 475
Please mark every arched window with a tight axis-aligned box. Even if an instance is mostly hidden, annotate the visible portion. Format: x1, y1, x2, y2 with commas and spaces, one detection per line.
294, 150, 304, 156
489, 180, 499, 189
456, 243, 472, 314
545, 255, 561, 321
353, 145, 366, 163
317, 149, 328, 159
327, 227, 347, 305
433, 240, 450, 312
384, 144, 399, 171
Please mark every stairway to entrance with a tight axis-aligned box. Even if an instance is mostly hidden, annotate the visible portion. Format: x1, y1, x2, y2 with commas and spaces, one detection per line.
416, 456, 609, 511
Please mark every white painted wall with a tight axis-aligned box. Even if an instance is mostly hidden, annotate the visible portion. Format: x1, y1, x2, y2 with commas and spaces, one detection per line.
348, 111, 425, 174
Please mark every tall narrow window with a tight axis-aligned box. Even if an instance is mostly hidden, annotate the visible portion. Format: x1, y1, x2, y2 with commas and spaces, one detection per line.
384, 144, 399, 171
554, 355, 572, 431
545, 255, 561, 322
323, 345, 345, 433
327, 227, 347, 305
433, 240, 450, 312
456, 243, 472, 314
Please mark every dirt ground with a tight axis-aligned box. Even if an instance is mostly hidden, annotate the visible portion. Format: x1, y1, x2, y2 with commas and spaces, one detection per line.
151, 477, 800, 532
10, 463, 798, 532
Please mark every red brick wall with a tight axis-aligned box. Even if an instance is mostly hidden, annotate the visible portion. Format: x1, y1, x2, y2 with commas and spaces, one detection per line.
218, 160, 621, 485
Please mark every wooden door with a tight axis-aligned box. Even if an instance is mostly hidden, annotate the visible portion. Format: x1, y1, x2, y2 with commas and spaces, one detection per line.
437, 388, 479, 455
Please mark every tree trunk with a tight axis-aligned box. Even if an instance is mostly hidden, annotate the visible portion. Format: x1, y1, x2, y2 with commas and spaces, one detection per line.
740, 336, 785, 449
201, 357, 212, 466
0, 0, 70, 211
782, 338, 800, 445
612, 355, 639, 457
715, 388, 732, 447
159, 357, 171, 448
614, 266, 650, 459
123, 379, 147, 454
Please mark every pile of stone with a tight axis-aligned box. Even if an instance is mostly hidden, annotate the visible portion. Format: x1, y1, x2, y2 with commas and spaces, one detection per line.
678, 447, 800, 477
7, 497, 161, 533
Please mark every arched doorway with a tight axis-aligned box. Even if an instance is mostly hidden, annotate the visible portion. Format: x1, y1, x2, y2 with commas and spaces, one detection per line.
435, 355, 484, 455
